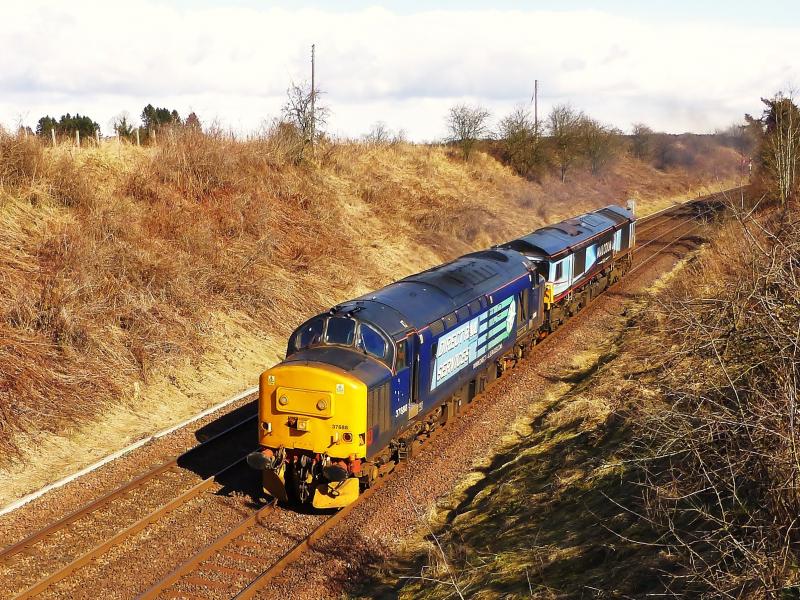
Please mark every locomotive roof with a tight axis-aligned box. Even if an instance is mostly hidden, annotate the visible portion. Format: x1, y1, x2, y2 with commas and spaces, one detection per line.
502, 204, 634, 258
335, 249, 531, 336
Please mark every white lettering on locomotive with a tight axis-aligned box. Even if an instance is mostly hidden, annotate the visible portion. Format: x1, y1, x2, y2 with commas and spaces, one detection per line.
436, 348, 470, 382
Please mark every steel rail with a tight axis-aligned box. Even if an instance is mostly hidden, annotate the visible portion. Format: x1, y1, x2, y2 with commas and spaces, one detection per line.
0, 414, 258, 565
635, 185, 744, 225
137, 503, 279, 599
12, 455, 254, 600
0, 385, 260, 518
634, 205, 716, 255
630, 218, 707, 275
140, 389, 472, 600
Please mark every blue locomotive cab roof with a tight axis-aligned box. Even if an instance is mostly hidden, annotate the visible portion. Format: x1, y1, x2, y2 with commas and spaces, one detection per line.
502, 204, 634, 259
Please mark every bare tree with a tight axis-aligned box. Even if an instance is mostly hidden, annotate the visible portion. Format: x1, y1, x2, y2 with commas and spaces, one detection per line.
761, 92, 800, 208
446, 104, 490, 160
282, 80, 329, 158
636, 201, 800, 594
630, 122, 654, 160
392, 128, 408, 145
580, 117, 621, 175
547, 104, 583, 182
717, 122, 756, 158
497, 105, 546, 178
363, 121, 391, 145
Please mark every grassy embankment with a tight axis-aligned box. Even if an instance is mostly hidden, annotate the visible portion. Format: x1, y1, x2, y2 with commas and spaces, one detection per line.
386, 198, 800, 598
0, 130, 740, 503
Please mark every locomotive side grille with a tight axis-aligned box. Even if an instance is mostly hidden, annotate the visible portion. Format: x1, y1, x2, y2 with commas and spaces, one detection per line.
368, 381, 392, 435
620, 224, 631, 249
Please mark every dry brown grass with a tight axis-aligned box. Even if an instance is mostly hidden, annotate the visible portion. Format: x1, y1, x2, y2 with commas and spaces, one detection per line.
628, 201, 800, 596
0, 127, 740, 499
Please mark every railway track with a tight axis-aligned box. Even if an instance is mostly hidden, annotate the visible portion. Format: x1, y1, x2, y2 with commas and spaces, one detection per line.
1, 416, 259, 599
0, 188, 740, 599
137, 191, 734, 600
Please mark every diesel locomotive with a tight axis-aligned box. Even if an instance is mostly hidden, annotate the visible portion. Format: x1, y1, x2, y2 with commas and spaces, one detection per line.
247, 205, 636, 509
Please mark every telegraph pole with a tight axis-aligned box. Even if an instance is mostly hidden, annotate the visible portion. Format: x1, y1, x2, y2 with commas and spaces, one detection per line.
310, 43, 315, 146
533, 79, 539, 132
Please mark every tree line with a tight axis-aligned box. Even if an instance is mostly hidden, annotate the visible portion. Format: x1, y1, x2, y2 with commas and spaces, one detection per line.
31, 105, 202, 144
444, 102, 756, 183
19, 82, 770, 184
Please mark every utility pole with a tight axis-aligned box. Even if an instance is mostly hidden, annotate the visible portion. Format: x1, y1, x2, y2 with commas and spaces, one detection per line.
310, 43, 316, 146
533, 79, 539, 132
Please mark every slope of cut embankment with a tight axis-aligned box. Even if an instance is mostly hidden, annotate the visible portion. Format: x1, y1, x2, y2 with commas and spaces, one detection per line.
0, 131, 740, 503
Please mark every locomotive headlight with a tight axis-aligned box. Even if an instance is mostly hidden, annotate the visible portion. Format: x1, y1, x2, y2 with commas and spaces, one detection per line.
278, 395, 289, 406
316, 399, 327, 411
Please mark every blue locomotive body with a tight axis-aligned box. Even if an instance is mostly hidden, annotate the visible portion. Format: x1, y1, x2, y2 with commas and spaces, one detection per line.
325, 247, 544, 457
251, 204, 636, 507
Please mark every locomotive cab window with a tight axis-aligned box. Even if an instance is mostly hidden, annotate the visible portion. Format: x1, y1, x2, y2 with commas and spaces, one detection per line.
620, 224, 631, 249
534, 261, 548, 280
573, 247, 587, 278
325, 317, 356, 346
395, 340, 408, 370
554, 261, 564, 281
294, 317, 325, 351
357, 323, 387, 359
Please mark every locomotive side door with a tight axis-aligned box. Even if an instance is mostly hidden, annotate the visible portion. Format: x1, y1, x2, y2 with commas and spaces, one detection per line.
391, 336, 415, 423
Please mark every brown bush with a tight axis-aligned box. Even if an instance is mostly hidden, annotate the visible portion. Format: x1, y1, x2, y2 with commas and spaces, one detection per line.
634, 199, 800, 597
0, 133, 44, 189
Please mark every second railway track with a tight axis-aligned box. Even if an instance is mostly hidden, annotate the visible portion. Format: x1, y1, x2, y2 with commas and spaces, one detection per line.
1, 415, 259, 599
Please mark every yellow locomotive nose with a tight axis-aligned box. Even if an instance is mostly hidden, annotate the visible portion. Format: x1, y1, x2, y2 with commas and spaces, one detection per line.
258, 362, 367, 459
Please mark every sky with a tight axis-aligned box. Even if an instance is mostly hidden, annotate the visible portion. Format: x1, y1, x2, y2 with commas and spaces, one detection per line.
1, 0, 798, 140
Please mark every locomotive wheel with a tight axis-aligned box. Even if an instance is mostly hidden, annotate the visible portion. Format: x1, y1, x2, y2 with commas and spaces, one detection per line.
361, 463, 379, 489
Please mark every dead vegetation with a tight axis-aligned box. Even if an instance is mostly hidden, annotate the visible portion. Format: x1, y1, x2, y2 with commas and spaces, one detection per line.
0, 126, 739, 469
632, 201, 800, 597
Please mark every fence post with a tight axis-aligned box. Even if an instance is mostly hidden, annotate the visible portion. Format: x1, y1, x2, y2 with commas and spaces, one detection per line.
51, 128, 56, 146
136, 129, 140, 146
76, 130, 80, 147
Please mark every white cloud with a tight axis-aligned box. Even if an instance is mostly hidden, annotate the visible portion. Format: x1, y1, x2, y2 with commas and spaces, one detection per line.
0, 1, 797, 138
